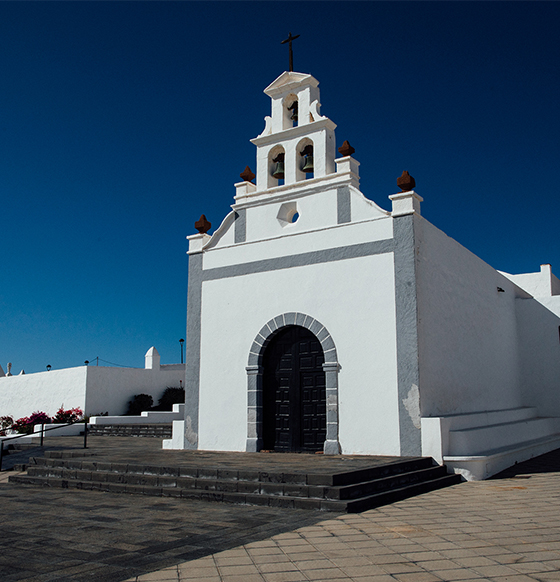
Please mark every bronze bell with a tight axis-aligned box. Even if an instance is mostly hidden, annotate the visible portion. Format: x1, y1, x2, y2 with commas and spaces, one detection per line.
272, 153, 285, 179
301, 155, 314, 173
287, 101, 298, 122
300, 145, 314, 173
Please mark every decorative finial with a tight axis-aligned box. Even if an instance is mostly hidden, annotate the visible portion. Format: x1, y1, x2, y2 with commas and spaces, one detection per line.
240, 166, 255, 183
281, 32, 300, 72
397, 171, 416, 192
195, 214, 212, 234
338, 140, 355, 157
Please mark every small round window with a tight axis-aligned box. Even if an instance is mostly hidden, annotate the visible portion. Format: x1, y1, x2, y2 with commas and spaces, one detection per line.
291, 211, 299, 223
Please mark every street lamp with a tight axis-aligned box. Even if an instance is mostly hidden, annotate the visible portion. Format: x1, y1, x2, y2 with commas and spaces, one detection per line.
179, 338, 185, 364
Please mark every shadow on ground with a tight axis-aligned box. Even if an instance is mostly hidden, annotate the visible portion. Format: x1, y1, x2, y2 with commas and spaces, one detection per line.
0, 437, 337, 582
490, 447, 560, 479
0, 479, 331, 582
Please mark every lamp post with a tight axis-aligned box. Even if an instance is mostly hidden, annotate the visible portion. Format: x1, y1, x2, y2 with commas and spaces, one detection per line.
179, 338, 185, 364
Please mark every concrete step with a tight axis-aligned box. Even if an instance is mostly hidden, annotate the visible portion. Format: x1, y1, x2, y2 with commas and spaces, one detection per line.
449, 417, 560, 455
9, 454, 461, 513
86, 424, 172, 438
443, 407, 539, 431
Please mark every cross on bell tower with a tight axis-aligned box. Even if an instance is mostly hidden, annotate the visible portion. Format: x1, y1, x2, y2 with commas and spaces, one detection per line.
281, 32, 300, 72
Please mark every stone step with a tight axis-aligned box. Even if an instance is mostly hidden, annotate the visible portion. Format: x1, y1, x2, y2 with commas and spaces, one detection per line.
10, 471, 461, 512
10, 454, 461, 512
330, 465, 449, 500
21, 463, 448, 499
86, 424, 172, 438
27, 454, 434, 485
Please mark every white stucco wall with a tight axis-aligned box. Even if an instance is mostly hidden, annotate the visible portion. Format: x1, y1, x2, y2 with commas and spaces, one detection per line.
85, 364, 185, 416
416, 217, 525, 416
0, 362, 185, 419
501, 264, 560, 298
197, 221, 401, 456
0, 366, 87, 419
516, 297, 560, 416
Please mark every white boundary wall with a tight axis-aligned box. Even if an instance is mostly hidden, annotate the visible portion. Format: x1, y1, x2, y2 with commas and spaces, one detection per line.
0, 367, 87, 420
0, 358, 185, 419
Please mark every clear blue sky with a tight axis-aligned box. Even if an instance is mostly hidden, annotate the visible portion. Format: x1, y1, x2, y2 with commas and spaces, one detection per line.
1, 2, 559, 374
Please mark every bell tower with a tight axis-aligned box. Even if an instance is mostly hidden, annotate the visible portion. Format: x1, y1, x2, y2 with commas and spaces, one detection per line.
251, 72, 337, 191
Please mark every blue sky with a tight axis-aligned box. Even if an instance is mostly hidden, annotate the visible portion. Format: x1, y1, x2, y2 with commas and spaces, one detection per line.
1, 2, 559, 374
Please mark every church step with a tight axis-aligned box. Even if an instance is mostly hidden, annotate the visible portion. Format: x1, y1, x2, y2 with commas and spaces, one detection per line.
20, 463, 446, 498
341, 473, 462, 513
85, 424, 172, 438
9, 470, 461, 512
25, 454, 435, 486
10, 455, 461, 512
328, 465, 449, 500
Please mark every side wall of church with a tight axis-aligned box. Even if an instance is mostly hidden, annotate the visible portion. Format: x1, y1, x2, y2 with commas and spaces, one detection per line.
194, 218, 404, 455
516, 296, 560, 416
416, 216, 525, 416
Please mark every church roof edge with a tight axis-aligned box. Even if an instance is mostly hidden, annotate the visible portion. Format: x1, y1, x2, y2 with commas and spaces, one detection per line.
264, 71, 319, 97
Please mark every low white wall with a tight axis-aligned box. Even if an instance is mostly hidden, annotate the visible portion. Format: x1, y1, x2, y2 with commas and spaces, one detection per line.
90, 404, 184, 425
0, 367, 87, 419
33, 423, 85, 436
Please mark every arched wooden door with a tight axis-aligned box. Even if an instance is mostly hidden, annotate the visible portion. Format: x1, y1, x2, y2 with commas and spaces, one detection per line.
262, 326, 326, 452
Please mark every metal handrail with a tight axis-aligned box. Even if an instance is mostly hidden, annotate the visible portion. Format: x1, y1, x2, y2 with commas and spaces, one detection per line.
0, 419, 88, 471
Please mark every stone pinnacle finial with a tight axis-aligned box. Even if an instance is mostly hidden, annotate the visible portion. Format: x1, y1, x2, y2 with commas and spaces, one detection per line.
240, 166, 255, 183
195, 214, 212, 234
338, 140, 355, 157
397, 171, 416, 192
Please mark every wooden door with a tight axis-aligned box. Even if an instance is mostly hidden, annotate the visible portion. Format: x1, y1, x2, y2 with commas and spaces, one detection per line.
262, 326, 326, 452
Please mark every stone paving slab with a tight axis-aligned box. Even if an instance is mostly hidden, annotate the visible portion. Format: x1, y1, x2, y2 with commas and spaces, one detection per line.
121, 448, 560, 582
1, 437, 559, 582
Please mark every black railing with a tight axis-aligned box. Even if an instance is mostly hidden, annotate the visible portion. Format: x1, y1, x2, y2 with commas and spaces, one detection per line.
0, 419, 88, 471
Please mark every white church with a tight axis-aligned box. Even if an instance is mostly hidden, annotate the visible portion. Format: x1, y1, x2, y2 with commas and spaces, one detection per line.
164, 71, 560, 480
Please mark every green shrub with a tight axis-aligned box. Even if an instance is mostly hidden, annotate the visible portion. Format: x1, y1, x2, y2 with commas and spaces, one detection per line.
125, 394, 154, 416
152, 387, 185, 411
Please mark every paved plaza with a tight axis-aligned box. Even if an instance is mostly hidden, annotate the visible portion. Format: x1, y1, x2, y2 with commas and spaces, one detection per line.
0, 439, 559, 582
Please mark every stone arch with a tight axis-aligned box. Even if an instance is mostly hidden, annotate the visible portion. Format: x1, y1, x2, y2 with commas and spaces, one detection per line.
267, 144, 286, 189
296, 137, 314, 182
283, 93, 298, 129
246, 313, 341, 455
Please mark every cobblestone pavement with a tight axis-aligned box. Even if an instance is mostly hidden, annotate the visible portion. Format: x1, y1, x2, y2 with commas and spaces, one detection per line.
0, 438, 559, 582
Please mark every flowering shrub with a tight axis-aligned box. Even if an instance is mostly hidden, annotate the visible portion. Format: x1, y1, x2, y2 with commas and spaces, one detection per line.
12, 411, 52, 434
0, 415, 14, 436
53, 406, 84, 424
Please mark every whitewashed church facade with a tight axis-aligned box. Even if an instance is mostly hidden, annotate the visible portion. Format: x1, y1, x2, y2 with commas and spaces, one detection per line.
165, 71, 560, 480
